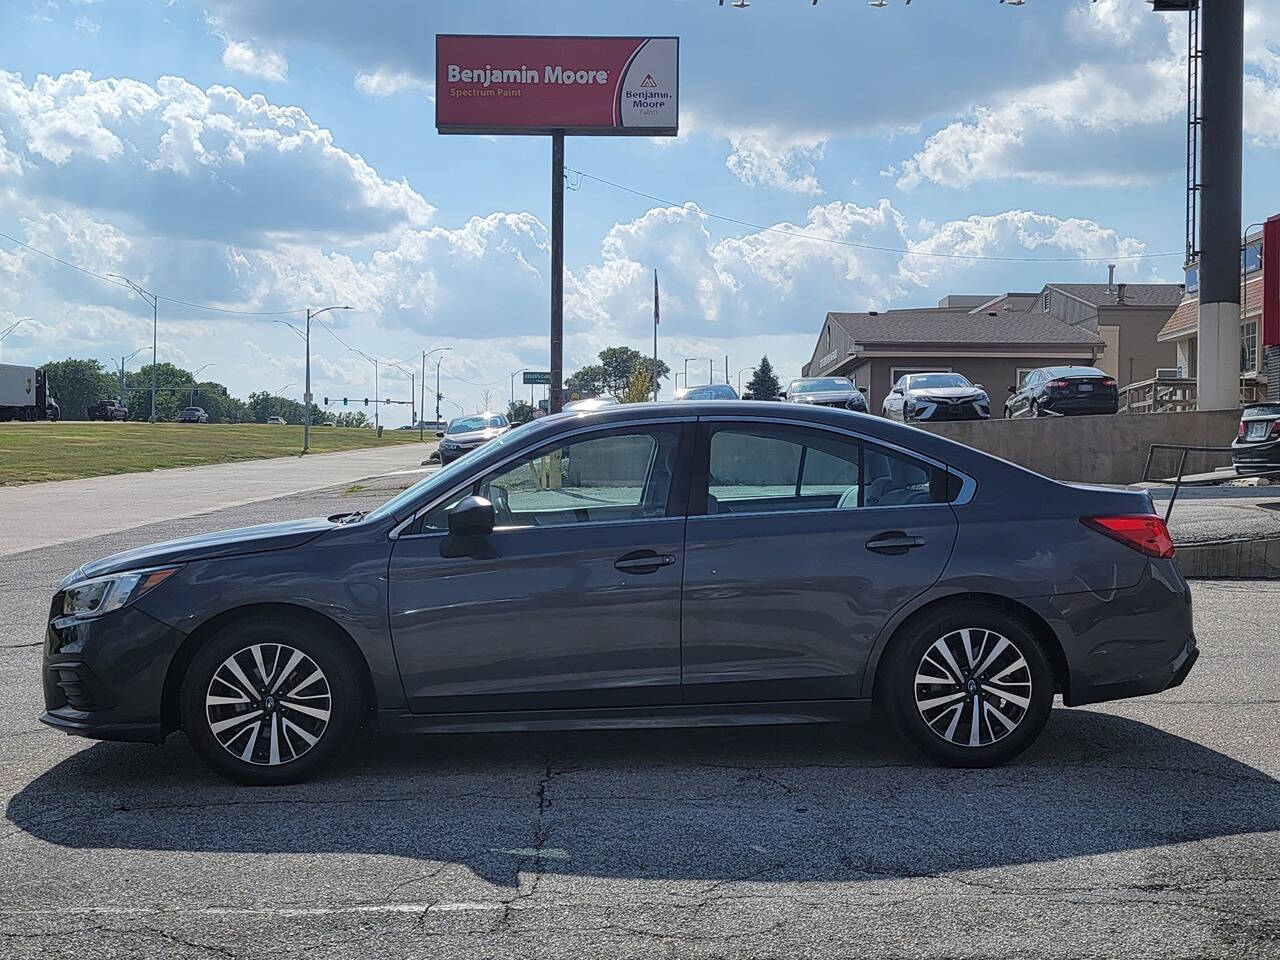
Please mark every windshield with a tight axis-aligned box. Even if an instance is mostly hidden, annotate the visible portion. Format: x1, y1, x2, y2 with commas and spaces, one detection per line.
680, 384, 738, 400
907, 374, 972, 390
448, 415, 505, 434
364, 421, 532, 523
792, 378, 854, 393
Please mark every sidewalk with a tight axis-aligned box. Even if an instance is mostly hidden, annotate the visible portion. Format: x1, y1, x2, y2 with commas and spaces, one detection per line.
0, 443, 432, 556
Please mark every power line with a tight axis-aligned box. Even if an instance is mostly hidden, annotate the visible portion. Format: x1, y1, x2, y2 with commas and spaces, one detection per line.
564, 168, 1184, 263
0, 229, 306, 316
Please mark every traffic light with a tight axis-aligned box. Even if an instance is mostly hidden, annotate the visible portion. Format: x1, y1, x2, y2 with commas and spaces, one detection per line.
323, 396, 329, 405
364, 398, 368, 406
343, 398, 348, 406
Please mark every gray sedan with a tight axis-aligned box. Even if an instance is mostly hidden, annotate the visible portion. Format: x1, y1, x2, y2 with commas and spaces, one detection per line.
40, 400, 1195, 784
436, 412, 510, 464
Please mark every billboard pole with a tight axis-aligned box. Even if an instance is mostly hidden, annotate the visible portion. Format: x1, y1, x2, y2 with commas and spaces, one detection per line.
550, 131, 565, 415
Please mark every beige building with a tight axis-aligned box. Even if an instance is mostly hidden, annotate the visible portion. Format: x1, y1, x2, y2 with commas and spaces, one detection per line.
800, 298, 1105, 417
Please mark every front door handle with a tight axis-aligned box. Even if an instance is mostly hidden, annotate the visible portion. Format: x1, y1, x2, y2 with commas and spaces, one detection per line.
614, 550, 677, 574
865, 532, 927, 555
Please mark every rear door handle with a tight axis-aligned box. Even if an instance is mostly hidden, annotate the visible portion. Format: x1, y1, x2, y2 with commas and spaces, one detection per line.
865, 532, 926, 555
614, 550, 677, 574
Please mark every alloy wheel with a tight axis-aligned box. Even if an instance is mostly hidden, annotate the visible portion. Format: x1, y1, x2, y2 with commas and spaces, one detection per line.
913, 628, 1032, 748
205, 643, 332, 766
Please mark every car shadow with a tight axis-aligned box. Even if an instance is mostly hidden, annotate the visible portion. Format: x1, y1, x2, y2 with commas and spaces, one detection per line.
8, 708, 1280, 888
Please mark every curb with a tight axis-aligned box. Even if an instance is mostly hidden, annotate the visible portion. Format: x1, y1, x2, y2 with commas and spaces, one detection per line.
1176, 534, 1280, 579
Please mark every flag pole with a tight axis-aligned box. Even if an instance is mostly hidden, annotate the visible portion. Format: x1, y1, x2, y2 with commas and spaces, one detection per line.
653, 268, 660, 401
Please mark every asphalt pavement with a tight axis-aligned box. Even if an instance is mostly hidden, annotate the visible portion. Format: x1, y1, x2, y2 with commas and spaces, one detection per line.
1, 481, 1278, 958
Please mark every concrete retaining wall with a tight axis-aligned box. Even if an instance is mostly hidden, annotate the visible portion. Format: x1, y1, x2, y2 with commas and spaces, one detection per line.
920, 410, 1241, 485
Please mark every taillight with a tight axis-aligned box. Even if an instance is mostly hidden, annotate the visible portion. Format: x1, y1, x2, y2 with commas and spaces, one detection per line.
1082, 515, 1175, 559
1240, 419, 1248, 437
1101, 378, 1116, 388
1271, 421, 1280, 439
1047, 379, 1070, 389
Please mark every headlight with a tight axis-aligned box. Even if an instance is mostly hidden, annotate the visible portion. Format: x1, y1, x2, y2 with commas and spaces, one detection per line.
59, 566, 181, 622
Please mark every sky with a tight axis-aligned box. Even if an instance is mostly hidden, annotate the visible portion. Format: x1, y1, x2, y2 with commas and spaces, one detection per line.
1, 0, 1279, 422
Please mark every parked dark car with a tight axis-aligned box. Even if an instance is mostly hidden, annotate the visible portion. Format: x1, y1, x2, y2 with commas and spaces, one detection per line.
1231, 404, 1280, 476
178, 406, 209, 423
1005, 366, 1118, 419
437, 412, 510, 464
39, 401, 1196, 785
87, 399, 128, 421
882, 372, 990, 422
784, 376, 868, 413
674, 383, 738, 400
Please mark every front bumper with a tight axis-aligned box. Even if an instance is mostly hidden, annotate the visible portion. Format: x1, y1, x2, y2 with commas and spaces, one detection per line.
40, 603, 188, 744
909, 399, 990, 422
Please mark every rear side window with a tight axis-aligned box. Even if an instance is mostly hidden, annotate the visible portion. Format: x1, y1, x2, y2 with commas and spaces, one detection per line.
699, 424, 958, 514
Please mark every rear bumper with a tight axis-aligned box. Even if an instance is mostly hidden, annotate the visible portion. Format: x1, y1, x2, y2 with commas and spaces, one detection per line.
1065, 635, 1198, 707
1231, 437, 1280, 473
1041, 397, 1118, 416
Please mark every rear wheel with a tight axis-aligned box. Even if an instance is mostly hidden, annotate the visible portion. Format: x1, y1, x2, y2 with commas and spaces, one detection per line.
880, 603, 1053, 767
179, 616, 364, 785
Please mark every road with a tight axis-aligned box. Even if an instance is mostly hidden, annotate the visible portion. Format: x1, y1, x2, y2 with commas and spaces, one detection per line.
0, 442, 432, 556
1, 482, 1278, 958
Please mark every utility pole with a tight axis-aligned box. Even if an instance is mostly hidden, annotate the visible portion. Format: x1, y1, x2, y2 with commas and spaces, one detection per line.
435, 355, 443, 427
550, 132, 565, 414
1197, 0, 1244, 410
420, 351, 426, 440
112, 347, 143, 408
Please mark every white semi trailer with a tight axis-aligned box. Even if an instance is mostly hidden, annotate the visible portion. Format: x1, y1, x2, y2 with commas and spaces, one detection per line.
0, 363, 58, 421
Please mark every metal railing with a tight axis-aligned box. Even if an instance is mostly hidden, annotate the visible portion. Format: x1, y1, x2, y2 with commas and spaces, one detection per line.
1141, 442, 1235, 522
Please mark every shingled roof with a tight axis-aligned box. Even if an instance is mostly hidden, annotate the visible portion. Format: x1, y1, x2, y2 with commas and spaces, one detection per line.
1157, 276, 1263, 341
1047, 283, 1185, 308
827, 309, 1104, 347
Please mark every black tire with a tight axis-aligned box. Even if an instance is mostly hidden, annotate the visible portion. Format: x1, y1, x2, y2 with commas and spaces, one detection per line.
1030, 400, 1043, 418
179, 615, 364, 785
879, 603, 1053, 768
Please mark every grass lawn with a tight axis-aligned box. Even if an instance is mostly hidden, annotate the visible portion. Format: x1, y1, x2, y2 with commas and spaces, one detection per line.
0, 422, 431, 485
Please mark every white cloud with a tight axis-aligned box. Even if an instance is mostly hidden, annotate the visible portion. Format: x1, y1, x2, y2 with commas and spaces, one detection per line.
354, 69, 431, 99
0, 71, 433, 242
220, 39, 288, 83
724, 133, 826, 195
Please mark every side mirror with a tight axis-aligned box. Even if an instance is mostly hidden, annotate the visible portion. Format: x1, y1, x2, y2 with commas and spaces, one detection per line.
891, 387, 902, 395
1007, 386, 1016, 394
435, 430, 446, 438
448, 495, 495, 536
974, 383, 985, 391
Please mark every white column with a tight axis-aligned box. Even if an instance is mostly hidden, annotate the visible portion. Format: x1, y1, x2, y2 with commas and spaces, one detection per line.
1196, 301, 1240, 409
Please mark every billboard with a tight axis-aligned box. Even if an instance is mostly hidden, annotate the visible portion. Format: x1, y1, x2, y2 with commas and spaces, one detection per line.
436, 35, 678, 136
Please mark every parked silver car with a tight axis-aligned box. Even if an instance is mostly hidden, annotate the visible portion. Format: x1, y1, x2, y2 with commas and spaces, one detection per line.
437, 412, 510, 464
882, 373, 990, 423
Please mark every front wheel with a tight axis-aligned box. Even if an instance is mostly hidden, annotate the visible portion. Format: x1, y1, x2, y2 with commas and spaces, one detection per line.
880, 604, 1053, 767
180, 617, 364, 785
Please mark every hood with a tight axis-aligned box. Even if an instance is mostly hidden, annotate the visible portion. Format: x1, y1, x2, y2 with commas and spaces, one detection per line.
911, 386, 986, 400
76, 517, 337, 580
442, 427, 505, 445
794, 390, 865, 405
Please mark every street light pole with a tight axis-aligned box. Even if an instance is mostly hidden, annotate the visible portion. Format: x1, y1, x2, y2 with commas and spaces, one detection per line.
299, 305, 350, 454
510, 368, 528, 406
189, 362, 214, 407
736, 365, 753, 395
417, 347, 451, 440
113, 347, 144, 407
109, 276, 159, 422
0, 318, 32, 364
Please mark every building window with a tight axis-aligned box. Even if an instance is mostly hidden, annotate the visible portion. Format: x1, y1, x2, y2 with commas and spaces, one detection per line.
1241, 319, 1258, 375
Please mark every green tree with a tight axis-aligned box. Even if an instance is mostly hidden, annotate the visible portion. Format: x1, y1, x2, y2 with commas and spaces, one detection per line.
332, 410, 371, 428
41, 358, 117, 420
125, 363, 194, 421
619, 368, 653, 404
507, 399, 539, 423
565, 364, 607, 398
597, 346, 670, 397
746, 355, 782, 401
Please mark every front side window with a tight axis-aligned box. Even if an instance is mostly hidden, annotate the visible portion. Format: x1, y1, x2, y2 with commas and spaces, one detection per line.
420, 426, 683, 530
